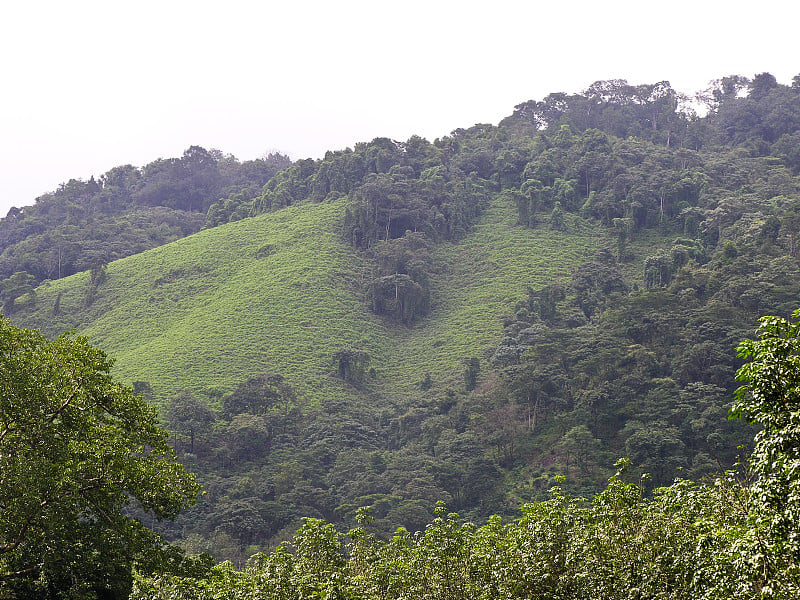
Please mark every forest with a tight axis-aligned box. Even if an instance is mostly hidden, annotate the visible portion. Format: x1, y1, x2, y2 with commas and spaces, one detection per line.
3, 71, 800, 597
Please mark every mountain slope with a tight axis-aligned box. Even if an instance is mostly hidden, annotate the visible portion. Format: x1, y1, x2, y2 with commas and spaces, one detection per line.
18, 198, 368, 405
16, 194, 605, 409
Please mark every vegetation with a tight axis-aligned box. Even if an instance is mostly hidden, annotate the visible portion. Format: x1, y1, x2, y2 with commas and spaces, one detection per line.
4, 307, 800, 598
0, 147, 291, 287
130, 309, 800, 598
0, 317, 200, 599
9, 189, 603, 560
4, 70, 800, 591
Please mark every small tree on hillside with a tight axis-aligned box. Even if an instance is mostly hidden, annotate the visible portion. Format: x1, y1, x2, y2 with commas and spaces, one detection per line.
333, 349, 370, 385
0, 271, 35, 314
463, 357, 480, 391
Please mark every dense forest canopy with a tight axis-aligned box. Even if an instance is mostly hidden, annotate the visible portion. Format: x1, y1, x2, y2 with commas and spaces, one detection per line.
4, 71, 800, 597
0, 148, 290, 286
5, 310, 800, 599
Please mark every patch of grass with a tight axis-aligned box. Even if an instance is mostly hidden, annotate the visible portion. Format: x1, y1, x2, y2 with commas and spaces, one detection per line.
17, 199, 383, 407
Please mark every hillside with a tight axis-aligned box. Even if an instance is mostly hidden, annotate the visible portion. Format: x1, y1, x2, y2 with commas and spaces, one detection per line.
0, 148, 292, 286
14, 192, 605, 407
7, 72, 800, 563
11, 183, 610, 561
18, 198, 374, 406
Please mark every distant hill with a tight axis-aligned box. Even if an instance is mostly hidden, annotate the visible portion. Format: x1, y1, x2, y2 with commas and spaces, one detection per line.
0, 147, 291, 283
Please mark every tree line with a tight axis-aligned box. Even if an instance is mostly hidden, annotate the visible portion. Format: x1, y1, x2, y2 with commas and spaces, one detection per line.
0, 147, 290, 293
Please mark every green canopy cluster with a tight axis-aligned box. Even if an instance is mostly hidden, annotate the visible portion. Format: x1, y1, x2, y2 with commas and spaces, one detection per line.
0, 318, 200, 599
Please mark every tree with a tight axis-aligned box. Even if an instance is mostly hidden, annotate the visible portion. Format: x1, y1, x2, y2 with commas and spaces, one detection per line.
643, 250, 674, 287
225, 414, 271, 461
559, 425, 602, 475
369, 273, 428, 324
333, 348, 371, 384
624, 423, 687, 486
0, 271, 35, 313
463, 357, 480, 391
0, 318, 200, 598
166, 391, 216, 454
549, 200, 565, 231
611, 217, 633, 261
733, 309, 800, 594
220, 373, 297, 420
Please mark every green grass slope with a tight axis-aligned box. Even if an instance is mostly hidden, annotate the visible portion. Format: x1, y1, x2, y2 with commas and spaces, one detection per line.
15, 195, 607, 408
18, 199, 375, 406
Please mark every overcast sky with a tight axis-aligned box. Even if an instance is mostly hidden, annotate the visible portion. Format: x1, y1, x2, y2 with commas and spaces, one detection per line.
0, 0, 797, 216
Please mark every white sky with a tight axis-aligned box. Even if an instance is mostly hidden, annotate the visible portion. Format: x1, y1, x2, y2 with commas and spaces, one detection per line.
0, 0, 797, 216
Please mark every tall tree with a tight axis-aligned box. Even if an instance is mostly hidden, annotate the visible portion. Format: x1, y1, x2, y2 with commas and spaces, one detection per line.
166, 391, 216, 454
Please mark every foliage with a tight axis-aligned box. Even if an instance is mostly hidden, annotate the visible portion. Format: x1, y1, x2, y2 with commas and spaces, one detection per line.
131, 467, 758, 599
167, 391, 217, 455
0, 318, 200, 598
0, 271, 35, 313
733, 310, 800, 596
0, 149, 291, 285
131, 315, 800, 598
333, 348, 371, 384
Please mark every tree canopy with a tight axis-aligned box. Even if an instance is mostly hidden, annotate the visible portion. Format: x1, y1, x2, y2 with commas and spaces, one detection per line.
733, 309, 800, 594
0, 318, 200, 599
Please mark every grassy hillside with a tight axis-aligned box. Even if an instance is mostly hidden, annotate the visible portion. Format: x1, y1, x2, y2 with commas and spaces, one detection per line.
371, 195, 604, 404
15, 194, 607, 408
18, 198, 371, 406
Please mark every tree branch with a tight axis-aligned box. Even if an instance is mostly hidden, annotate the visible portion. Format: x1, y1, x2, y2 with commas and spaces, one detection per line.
0, 565, 39, 581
